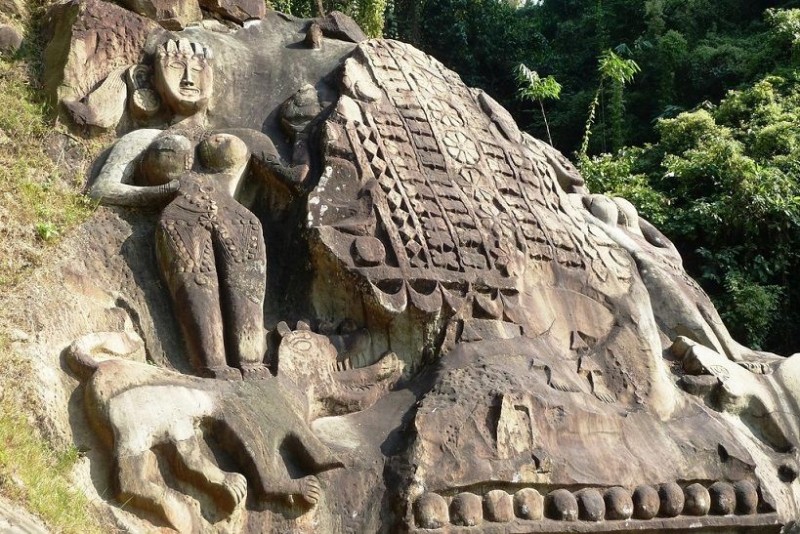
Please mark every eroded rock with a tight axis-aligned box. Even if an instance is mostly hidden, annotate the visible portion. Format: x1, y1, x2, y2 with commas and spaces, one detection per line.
199, 0, 264, 24
16, 5, 800, 533
118, 0, 202, 30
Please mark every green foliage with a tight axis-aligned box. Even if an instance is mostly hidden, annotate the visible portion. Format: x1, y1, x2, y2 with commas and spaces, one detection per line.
579, 49, 640, 160
515, 63, 562, 102
515, 63, 561, 144
598, 48, 640, 85
580, 148, 669, 227
766, 8, 800, 62
586, 67, 800, 351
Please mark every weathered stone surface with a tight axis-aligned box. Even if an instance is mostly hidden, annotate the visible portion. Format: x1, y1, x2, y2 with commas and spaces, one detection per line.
14, 6, 800, 534
450, 492, 482, 526
316, 10, 367, 43
413, 493, 448, 529
576, 488, 605, 522
0, 24, 21, 55
546, 489, 578, 521
605, 486, 633, 520
513, 488, 543, 520
659, 482, 685, 518
200, 0, 265, 23
633, 485, 660, 519
685, 483, 711, 516
118, 0, 202, 30
709, 481, 736, 515
66, 331, 341, 532
483, 490, 514, 522
735, 480, 759, 515
43, 0, 164, 121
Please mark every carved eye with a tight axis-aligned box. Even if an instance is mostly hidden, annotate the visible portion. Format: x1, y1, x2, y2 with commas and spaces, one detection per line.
169, 61, 185, 70
190, 64, 204, 73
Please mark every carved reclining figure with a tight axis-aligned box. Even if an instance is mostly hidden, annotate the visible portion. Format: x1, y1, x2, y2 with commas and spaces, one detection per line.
66, 326, 403, 530
66, 332, 342, 532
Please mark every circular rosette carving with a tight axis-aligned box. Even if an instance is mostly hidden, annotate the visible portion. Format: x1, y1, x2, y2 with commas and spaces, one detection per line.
409, 71, 449, 97
426, 98, 465, 128
443, 131, 480, 166
460, 167, 501, 224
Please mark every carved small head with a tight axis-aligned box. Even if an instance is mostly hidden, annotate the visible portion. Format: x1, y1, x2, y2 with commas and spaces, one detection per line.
154, 39, 214, 117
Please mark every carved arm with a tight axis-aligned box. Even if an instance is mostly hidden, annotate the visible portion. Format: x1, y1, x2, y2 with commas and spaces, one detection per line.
87, 129, 180, 207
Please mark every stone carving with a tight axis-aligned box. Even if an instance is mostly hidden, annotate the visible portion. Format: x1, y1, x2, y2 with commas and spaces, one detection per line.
43, 0, 164, 117
25, 3, 800, 532
88, 37, 309, 379
66, 331, 342, 532
273, 322, 405, 419
410, 480, 778, 530
673, 335, 800, 453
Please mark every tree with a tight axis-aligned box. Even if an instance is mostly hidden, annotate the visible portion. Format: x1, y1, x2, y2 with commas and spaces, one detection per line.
579, 48, 640, 161
515, 63, 561, 145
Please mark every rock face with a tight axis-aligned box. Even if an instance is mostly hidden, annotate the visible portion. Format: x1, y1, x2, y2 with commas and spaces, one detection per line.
200, 0, 265, 23
10, 1, 800, 532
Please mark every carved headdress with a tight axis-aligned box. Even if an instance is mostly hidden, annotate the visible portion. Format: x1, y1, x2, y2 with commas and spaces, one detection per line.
156, 38, 214, 61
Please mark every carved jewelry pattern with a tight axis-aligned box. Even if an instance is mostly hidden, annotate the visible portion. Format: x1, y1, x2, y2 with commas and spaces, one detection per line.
313, 40, 636, 315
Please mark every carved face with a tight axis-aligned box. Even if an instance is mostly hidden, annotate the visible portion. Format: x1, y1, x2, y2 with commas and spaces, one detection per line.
154, 42, 213, 117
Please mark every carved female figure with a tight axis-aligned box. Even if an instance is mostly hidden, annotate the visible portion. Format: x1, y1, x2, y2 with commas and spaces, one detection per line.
89, 38, 306, 379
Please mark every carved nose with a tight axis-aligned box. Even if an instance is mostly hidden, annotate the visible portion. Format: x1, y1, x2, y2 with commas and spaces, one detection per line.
181, 68, 195, 87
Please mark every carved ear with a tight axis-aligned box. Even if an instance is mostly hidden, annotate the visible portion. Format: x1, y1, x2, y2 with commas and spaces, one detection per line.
127, 65, 161, 120
275, 321, 292, 338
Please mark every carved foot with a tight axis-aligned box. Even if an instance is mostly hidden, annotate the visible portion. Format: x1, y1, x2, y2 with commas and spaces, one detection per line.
217, 472, 248, 511
240, 363, 270, 380
297, 475, 321, 506
200, 366, 242, 381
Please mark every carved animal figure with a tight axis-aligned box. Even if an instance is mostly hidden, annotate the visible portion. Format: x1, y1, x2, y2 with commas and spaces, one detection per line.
67, 332, 342, 532
274, 322, 405, 419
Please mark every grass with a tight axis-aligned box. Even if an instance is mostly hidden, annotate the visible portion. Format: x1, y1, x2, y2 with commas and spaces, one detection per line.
0, 3, 103, 531
0, 7, 97, 289
0, 337, 103, 533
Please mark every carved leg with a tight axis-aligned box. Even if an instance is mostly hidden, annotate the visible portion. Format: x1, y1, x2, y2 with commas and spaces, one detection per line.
156, 220, 234, 378
215, 211, 268, 378
116, 450, 199, 532
213, 416, 301, 501
335, 351, 403, 386
171, 436, 247, 514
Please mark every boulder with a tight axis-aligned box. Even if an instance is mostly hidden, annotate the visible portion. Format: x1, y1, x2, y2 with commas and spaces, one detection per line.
118, 0, 202, 30
43, 0, 163, 108
200, 0, 265, 24
317, 10, 367, 43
